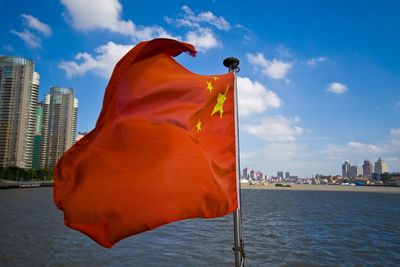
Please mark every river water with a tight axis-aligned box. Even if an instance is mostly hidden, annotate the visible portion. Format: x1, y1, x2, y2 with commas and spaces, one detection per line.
0, 187, 399, 266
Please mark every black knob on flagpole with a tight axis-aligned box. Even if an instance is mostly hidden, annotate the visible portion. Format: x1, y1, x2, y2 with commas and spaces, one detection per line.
223, 57, 240, 73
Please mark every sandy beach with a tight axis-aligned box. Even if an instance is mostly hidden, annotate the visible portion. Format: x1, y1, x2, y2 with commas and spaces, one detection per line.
240, 183, 400, 194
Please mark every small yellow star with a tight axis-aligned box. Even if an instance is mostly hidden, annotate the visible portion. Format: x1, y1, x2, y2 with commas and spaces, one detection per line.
206, 81, 213, 93
196, 120, 202, 132
213, 77, 219, 81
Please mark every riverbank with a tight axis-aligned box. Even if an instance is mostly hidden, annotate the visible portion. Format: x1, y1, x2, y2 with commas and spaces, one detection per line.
240, 183, 400, 194
0, 179, 53, 189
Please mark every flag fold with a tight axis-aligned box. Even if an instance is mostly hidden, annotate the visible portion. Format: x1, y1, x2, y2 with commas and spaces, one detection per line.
54, 38, 237, 248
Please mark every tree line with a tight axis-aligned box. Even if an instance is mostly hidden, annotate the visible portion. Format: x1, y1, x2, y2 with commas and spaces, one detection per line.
0, 166, 54, 181
381, 172, 400, 183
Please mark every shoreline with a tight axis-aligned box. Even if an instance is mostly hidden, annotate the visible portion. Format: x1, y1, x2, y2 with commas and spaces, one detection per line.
0, 180, 53, 190
240, 183, 400, 194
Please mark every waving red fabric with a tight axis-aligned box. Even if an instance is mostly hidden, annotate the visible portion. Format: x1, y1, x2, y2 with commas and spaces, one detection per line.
54, 38, 237, 248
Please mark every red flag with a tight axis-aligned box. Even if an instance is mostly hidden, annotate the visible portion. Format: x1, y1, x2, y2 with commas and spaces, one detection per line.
54, 38, 237, 248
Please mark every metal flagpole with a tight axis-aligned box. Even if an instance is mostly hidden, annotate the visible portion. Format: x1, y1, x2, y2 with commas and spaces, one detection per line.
223, 57, 245, 267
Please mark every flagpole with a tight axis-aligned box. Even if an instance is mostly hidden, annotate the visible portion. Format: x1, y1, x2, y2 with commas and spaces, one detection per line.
223, 57, 245, 267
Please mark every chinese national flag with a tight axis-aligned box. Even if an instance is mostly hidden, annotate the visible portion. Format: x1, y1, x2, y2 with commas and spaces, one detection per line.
53, 38, 237, 248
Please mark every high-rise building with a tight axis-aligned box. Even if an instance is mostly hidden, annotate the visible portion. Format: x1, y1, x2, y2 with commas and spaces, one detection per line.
40, 95, 50, 168
277, 171, 284, 178
249, 169, 255, 179
0, 56, 39, 168
43, 87, 78, 168
32, 102, 44, 169
285, 171, 290, 179
362, 160, 373, 179
349, 165, 362, 178
243, 167, 248, 179
374, 157, 388, 174
342, 160, 351, 178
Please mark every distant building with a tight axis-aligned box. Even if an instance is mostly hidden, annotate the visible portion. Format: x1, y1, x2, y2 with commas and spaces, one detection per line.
256, 171, 263, 180
349, 165, 362, 178
249, 169, 255, 179
243, 167, 248, 179
277, 171, 284, 179
374, 157, 388, 174
342, 160, 351, 178
0, 56, 39, 168
362, 160, 373, 179
43, 87, 78, 168
285, 171, 290, 179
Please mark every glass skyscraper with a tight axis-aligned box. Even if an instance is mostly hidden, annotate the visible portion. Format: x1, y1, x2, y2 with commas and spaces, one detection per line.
0, 56, 39, 168
42, 87, 78, 168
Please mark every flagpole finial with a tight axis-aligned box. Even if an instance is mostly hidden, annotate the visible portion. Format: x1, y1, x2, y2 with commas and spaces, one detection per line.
223, 57, 240, 73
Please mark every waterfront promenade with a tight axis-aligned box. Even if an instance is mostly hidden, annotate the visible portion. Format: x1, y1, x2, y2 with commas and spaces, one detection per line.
0, 179, 53, 189
2, 179, 399, 193
241, 183, 400, 193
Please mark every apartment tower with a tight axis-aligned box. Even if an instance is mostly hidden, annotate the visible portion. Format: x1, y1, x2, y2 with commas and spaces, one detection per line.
0, 56, 39, 168
362, 160, 373, 179
374, 157, 388, 174
43, 87, 78, 168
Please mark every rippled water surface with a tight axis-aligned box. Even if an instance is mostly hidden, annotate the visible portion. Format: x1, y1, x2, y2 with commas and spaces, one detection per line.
1, 188, 399, 266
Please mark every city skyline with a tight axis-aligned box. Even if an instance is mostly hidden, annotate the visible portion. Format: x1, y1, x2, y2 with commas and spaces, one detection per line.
243, 156, 392, 178
1, 0, 399, 175
0, 55, 78, 170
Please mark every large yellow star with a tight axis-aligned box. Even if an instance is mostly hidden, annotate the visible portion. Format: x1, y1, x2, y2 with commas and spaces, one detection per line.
211, 84, 229, 118
206, 81, 213, 93
196, 120, 202, 132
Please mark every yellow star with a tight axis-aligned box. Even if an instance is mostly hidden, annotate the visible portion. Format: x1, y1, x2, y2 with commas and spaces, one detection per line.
211, 84, 229, 118
206, 81, 213, 93
213, 77, 219, 81
196, 120, 202, 132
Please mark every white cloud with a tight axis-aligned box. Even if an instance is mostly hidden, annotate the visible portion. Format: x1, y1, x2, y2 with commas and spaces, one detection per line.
61, 0, 133, 33
240, 141, 329, 177
11, 14, 51, 49
390, 128, 400, 136
390, 128, 400, 147
237, 76, 281, 116
275, 45, 292, 58
3, 44, 14, 51
262, 142, 304, 161
326, 82, 347, 94
243, 115, 304, 141
306, 56, 328, 66
185, 28, 219, 51
61, 0, 176, 41
129, 25, 177, 41
321, 145, 345, 160
11, 29, 41, 49
348, 141, 385, 154
21, 14, 52, 37
323, 127, 400, 161
58, 41, 132, 78
165, 5, 232, 52
322, 141, 388, 160
168, 5, 231, 31
247, 52, 293, 79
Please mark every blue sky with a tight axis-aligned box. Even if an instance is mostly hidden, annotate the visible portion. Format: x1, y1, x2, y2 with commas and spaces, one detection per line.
1, 0, 399, 176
